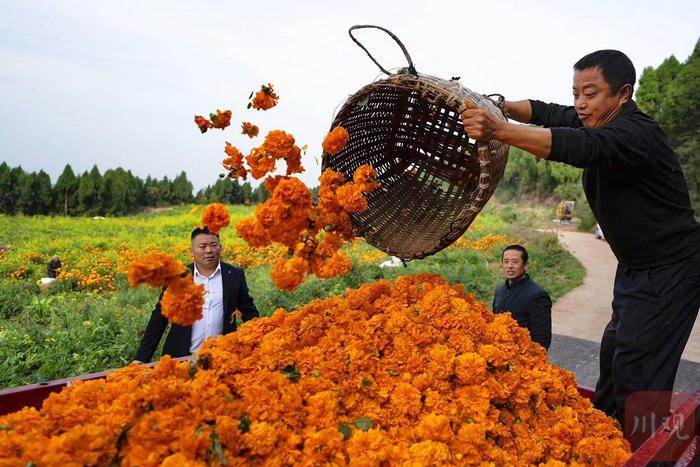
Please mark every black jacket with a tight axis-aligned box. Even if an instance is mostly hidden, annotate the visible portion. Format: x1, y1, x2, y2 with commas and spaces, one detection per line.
492, 274, 552, 349
134, 262, 258, 362
530, 99, 700, 269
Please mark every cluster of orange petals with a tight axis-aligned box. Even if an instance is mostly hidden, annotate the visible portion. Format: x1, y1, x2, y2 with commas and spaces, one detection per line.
127, 253, 204, 325
0, 274, 630, 465
236, 165, 378, 291
200, 203, 231, 235
194, 109, 232, 133
223, 142, 248, 180
223, 130, 304, 182
241, 121, 260, 138
249, 83, 279, 110
322, 126, 350, 155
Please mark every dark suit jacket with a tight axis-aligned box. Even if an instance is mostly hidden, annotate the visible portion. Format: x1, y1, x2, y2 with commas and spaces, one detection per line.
492, 274, 552, 350
134, 262, 258, 362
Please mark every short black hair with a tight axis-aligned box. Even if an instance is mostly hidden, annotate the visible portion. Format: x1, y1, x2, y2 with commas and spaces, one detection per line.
574, 50, 636, 95
502, 244, 528, 263
191, 226, 220, 241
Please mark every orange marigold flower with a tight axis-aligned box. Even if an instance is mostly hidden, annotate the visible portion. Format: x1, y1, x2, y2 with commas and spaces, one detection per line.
246, 147, 277, 179
335, 184, 367, 213
201, 203, 231, 235
353, 164, 379, 193
223, 142, 248, 180
161, 276, 205, 326
263, 175, 285, 194
250, 83, 279, 111
194, 115, 212, 133
241, 121, 259, 138
210, 109, 232, 130
310, 252, 352, 279
322, 126, 349, 155
256, 178, 312, 246
262, 130, 296, 160
285, 144, 304, 176
236, 217, 271, 248
127, 253, 186, 288
270, 256, 308, 291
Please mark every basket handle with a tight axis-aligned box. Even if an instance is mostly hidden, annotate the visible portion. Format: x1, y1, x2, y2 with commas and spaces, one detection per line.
348, 25, 416, 76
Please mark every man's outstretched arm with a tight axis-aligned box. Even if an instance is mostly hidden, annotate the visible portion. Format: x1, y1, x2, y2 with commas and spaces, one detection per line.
462, 104, 553, 159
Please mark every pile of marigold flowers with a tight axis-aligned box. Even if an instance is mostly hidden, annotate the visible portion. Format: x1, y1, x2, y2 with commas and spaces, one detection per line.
0, 274, 630, 465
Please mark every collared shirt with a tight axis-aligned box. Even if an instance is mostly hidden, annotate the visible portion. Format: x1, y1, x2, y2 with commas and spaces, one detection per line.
189, 263, 224, 354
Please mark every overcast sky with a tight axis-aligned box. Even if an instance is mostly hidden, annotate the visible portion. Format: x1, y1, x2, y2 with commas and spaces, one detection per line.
1, 0, 698, 191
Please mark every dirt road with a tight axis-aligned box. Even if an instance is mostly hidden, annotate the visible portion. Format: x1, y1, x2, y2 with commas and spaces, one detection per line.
552, 230, 700, 363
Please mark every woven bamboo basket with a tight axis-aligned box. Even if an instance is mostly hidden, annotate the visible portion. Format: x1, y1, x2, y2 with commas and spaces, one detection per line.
323, 25, 510, 261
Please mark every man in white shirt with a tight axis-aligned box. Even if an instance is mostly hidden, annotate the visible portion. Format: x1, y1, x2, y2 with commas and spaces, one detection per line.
134, 227, 259, 362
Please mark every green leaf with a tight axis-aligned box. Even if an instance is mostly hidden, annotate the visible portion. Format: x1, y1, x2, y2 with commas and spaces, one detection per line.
0, 425, 12, 431
280, 364, 301, 383
345, 356, 351, 366
353, 416, 372, 432
387, 370, 399, 377
247, 103, 252, 109
209, 113, 218, 122
195, 426, 205, 436
338, 424, 352, 439
237, 415, 250, 433
143, 400, 153, 413
311, 370, 321, 377
248, 91, 254, 99
412, 307, 420, 316
361, 378, 373, 387
210, 427, 228, 465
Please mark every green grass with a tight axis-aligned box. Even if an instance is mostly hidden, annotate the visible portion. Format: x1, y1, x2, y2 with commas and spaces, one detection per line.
0, 203, 584, 388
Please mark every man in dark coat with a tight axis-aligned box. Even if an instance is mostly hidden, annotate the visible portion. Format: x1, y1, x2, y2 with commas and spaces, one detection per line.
492, 244, 552, 350
133, 227, 258, 362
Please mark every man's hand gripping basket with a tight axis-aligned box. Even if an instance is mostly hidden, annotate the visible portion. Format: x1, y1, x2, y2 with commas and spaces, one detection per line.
323, 25, 510, 260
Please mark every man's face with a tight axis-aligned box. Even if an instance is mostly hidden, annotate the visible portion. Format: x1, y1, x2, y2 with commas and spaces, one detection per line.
191, 233, 221, 270
502, 249, 527, 282
573, 67, 630, 128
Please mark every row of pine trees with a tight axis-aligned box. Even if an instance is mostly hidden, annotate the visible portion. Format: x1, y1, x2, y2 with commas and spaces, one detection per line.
0, 163, 268, 216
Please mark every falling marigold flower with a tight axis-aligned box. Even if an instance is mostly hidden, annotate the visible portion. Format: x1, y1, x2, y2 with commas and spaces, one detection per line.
241, 121, 259, 138
194, 115, 212, 133
246, 147, 277, 179
223, 142, 248, 180
188, 205, 202, 216
335, 184, 367, 213
311, 252, 352, 279
353, 165, 379, 193
236, 217, 271, 248
270, 256, 308, 291
201, 203, 231, 235
250, 83, 279, 111
127, 253, 186, 288
210, 109, 232, 130
160, 275, 205, 326
322, 126, 350, 155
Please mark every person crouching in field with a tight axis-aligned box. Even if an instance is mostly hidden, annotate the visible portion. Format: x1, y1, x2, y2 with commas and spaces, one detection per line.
492, 245, 552, 350
133, 227, 259, 363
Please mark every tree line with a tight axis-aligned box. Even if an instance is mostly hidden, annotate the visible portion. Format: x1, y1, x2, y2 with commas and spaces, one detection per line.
0, 163, 270, 216
495, 38, 700, 219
